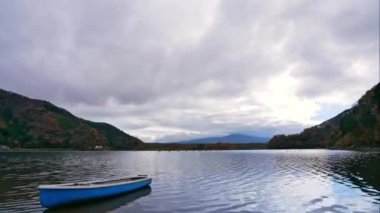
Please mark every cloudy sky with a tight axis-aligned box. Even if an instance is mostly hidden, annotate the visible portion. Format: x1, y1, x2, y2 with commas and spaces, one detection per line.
0, 0, 379, 142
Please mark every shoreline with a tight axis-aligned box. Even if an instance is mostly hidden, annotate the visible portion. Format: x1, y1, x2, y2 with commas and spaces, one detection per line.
1, 147, 379, 152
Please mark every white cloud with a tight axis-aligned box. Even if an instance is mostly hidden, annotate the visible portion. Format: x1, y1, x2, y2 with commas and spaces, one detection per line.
0, 0, 378, 142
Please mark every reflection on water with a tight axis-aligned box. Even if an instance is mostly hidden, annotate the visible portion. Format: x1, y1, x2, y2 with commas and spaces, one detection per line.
0, 150, 379, 212
44, 186, 151, 213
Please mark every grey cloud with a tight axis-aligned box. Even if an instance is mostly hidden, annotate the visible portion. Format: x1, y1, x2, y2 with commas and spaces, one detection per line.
277, 0, 380, 98
0, 0, 378, 141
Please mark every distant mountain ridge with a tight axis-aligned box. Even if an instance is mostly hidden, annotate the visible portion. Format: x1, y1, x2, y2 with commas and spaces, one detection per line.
177, 133, 270, 144
268, 83, 380, 149
0, 89, 143, 150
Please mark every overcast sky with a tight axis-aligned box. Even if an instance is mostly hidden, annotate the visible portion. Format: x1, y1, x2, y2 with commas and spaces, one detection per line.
0, 0, 379, 142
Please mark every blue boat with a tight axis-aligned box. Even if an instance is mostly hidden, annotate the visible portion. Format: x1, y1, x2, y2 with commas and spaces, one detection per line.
39, 175, 152, 208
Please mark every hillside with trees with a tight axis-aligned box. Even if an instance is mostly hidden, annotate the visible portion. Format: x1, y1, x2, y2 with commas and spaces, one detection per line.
0, 89, 143, 150
268, 83, 380, 149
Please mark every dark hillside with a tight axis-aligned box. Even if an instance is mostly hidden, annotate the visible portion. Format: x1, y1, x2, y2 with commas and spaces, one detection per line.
268, 83, 380, 149
0, 89, 143, 150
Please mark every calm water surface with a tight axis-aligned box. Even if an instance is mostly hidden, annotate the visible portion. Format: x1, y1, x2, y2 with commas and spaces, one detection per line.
0, 150, 379, 213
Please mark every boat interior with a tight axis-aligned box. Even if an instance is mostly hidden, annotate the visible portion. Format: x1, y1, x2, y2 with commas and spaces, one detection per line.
70, 175, 148, 186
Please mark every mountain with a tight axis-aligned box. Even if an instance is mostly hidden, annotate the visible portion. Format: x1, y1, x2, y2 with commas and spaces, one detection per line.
268, 83, 380, 149
178, 133, 270, 144
0, 89, 143, 150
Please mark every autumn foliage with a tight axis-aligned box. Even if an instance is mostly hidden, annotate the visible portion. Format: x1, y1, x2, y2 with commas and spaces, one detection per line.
268, 83, 380, 149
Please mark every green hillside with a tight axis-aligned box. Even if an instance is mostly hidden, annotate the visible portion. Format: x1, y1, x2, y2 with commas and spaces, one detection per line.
268, 83, 380, 149
0, 89, 143, 150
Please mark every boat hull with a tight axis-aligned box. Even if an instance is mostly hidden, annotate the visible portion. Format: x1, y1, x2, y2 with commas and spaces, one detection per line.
39, 178, 152, 208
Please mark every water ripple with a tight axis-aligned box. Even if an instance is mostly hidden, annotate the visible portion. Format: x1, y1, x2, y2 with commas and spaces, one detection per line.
0, 150, 379, 212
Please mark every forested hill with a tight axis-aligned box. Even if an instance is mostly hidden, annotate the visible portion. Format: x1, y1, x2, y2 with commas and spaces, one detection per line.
268, 83, 380, 149
0, 89, 143, 150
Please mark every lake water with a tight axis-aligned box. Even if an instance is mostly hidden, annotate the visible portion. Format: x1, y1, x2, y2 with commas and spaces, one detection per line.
0, 150, 379, 213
